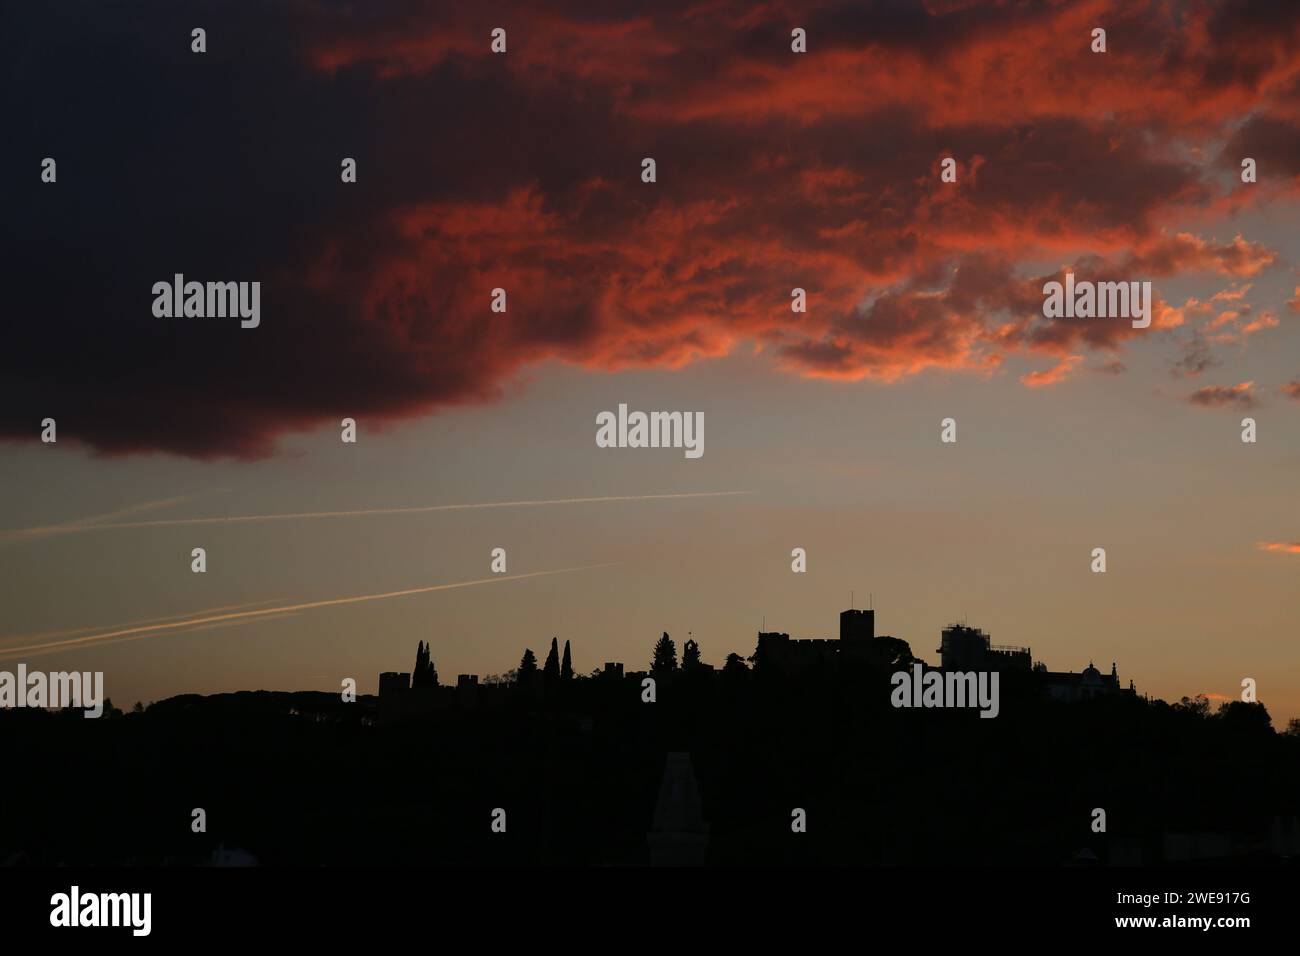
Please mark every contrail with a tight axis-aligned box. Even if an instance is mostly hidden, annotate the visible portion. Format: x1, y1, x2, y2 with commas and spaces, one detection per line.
0, 565, 614, 660
70, 494, 196, 526
0, 491, 753, 540
0, 494, 197, 544
0, 610, 306, 662
0, 598, 287, 648
0, 608, 305, 660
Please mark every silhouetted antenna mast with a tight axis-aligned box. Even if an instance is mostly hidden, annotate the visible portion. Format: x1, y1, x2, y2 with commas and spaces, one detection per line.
851, 590, 855, 609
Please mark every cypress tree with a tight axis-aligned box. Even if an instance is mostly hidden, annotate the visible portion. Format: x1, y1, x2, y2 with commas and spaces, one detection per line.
544, 636, 561, 682
414, 641, 439, 688
413, 641, 438, 689
561, 640, 574, 680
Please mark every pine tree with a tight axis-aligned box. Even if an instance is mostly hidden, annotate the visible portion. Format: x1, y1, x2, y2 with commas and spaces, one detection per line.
652, 632, 678, 672
544, 637, 561, 682
561, 640, 574, 680
518, 648, 539, 680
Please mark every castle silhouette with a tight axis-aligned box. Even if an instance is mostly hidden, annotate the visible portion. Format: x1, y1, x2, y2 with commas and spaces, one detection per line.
4, 599, 1294, 868
377, 604, 1136, 722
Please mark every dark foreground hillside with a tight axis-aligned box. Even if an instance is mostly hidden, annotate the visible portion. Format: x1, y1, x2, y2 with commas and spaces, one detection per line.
3, 668, 1298, 867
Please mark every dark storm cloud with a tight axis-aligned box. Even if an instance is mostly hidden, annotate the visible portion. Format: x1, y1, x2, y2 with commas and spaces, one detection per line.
2, 0, 1297, 456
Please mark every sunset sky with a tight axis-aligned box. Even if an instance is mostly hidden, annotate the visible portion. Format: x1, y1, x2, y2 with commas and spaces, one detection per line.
2, 1, 1298, 721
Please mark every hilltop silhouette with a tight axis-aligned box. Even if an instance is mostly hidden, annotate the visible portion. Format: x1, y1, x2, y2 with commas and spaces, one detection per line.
2, 605, 1298, 867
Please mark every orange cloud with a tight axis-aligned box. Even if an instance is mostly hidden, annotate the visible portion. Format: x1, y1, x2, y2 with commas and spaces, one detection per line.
1258, 541, 1300, 554
6, 0, 1300, 457
1021, 355, 1084, 388
1240, 313, 1280, 336
1187, 382, 1257, 409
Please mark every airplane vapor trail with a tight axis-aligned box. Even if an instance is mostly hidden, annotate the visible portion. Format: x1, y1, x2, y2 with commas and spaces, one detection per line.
0, 610, 306, 662
0, 597, 288, 648
0, 565, 615, 660
0, 494, 197, 544
0, 491, 753, 540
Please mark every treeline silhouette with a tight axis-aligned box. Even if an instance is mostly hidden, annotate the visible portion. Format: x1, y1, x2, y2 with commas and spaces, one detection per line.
2, 630, 1298, 867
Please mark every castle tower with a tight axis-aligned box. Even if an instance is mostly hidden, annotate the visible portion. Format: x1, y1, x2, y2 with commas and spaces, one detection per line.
840, 608, 874, 642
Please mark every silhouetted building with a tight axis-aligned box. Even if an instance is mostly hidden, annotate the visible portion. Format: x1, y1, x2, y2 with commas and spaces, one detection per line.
840, 608, 874, 642
377, 671, 409, 725
1036, 660, 1131, 702
935, 624, 1136, 700
937, 624, 1032, 672
379, 671, 409, 695
378, 611, 1136, 727
647, 752, 710, 866
455, 674, 480, 710
757, 609, 918, 673
839, 608, 877, 664
379, 654, 512, 723
754, 631, 839, 676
